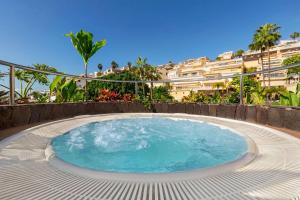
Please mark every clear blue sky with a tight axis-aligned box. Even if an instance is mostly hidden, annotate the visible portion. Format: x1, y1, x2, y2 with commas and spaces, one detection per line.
0, 0, 299, 75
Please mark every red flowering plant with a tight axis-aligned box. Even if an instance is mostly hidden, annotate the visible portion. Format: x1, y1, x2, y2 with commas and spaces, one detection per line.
122, 93, 134, 102
96, 89, 120, 101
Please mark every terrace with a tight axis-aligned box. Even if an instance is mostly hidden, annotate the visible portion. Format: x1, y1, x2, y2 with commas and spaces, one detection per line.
0, 58, 300, 199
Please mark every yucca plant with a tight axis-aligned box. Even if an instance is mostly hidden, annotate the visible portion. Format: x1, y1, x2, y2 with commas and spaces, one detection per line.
65, 30, 106, 100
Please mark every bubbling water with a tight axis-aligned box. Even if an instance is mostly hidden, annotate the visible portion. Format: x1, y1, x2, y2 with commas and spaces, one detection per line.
52, 117, 247, 173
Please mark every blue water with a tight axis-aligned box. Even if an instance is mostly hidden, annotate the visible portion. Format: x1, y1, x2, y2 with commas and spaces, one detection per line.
52, 117, 247, 173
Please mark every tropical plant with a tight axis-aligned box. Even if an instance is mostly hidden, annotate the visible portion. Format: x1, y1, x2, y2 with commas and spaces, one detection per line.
143, 65, 161, 100
127, 62, 132, 69
97, 64, 103, 71
65, 30, 106, 99
249, 23, 281, 87
279, 83, 300, 106
250, 91, 265, 105
212, 82, 225, 90
290, 32, 300, 41
229, 74, 260, 104
182, 91, 209, 103
282, 54, 300, 75
152, 86, 173, 102
87, 70, 145, 100
50, 76, 84, 102
135, 57, 148, 97
233, 49, 244, 58
31, 91, 48, 103
0, 90, 9, 104
96, 89, 120, 101
209, 92, 221, 104
111, 61, 119, 70
15, 64, 57, 99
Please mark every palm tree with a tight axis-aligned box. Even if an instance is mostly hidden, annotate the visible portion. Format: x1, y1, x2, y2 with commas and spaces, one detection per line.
249, 41, 266, 86
65, 30, 106, 100
249, 23, 281, 87
144, 65, 161, 100
127, 62, 132, 70
135, 57, 147, 97
233, 49, 244, 58
97, 64, 103, 71
111, 61, 119, 71
15, 64, 57, 99
290, 32, 300, 41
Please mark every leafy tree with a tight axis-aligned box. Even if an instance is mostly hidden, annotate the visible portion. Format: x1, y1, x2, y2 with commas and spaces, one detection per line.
111, 61, 119, 70
152, 86, 173, 102
212, 82, 225, 90
15, 64, 57, 99
233, 49, 244, 58
65, 30, 106, 99
279, 83, 300, 106
87, 70, 147, 100
31, 91, 48, 103
215, 56, 221, 61
249, 23, 281, 87
144, 65, 161, 100
135, 57, 148, 97
282, 54, 300, 75
50, 76, 84, 102
290, 32, 300, 40
127, 62, 132, 69
229, 74, 259, 104
182, 91, 209, 103
97, 64, 103, 71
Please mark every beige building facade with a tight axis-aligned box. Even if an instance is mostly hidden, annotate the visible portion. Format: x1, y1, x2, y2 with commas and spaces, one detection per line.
159, 40, 300, 101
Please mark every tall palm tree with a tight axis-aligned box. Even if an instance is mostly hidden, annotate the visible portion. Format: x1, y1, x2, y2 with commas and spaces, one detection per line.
144, 65, 161, 100
290, 32, 300, 41
111, 61, 119, 71
249, 23, 281, 87
97, 64, 103, 71
127, 62, 132, 70
233, 49, 244, 58
65, 30, 106, 100
249, 40, 266, 86
135, 57, 148, 97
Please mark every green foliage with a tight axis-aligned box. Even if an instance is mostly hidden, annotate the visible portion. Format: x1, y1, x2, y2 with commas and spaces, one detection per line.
87, 70, 147, 100
279, 83, 300, 106
152, 86, 173, 102
50, 76, 84, 103
65, 30, 106, 65
282, 54, 300, 74
290, 32, 300, 40
249, 23, 281, 51
15, 64, 57, 98
182, 91, 209, 103
111, 61, 119, 70
31, 91, 48, 103
215, 57, 221, 61
233, 49, 244, 58
229, 75, 259, 104
0, 90, 9, 103
97, 64, 103, 71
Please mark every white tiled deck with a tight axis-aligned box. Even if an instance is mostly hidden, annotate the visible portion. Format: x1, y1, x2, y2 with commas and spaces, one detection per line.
0, 113, 300, 200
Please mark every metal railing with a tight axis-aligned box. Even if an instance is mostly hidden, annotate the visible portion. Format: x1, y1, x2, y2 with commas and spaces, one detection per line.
0, 59, 300, 106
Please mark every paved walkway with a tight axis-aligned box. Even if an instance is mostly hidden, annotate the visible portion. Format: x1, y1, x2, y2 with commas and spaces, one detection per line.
0, 114, 300, 200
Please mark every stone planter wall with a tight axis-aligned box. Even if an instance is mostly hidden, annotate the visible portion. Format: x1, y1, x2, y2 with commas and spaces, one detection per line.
1, 103, 299, 133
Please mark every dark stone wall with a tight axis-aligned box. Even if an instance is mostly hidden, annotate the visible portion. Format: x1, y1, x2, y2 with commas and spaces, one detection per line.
1, 103, 299, 132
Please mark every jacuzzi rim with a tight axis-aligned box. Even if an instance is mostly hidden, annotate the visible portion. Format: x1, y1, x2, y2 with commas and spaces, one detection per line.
45, 113, 257, 182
